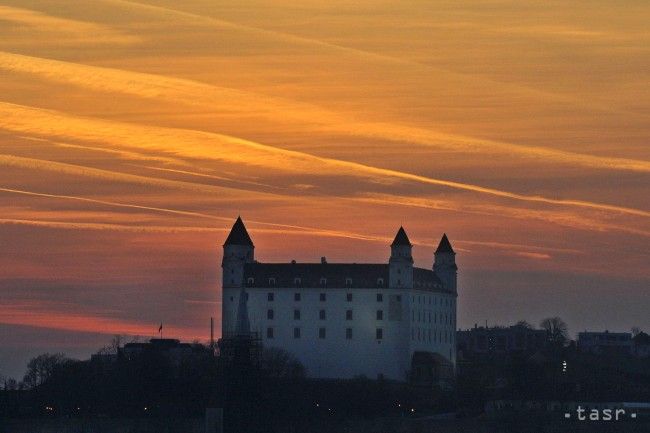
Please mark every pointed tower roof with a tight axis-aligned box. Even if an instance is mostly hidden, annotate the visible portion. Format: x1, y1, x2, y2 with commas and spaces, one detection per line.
224, 216, 254, 246
391, 226, 412, 246
435, 233, 454, 254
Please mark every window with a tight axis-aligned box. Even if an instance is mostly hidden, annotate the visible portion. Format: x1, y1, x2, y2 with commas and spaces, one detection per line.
294, 293, 301, 301
320, 278, 327, 286
266, 327, 274, 339
320, 293, 326, 302
267, 292, 274, 302
376, 310, 383, 320
267, 309, 274, 320
346, 293, 353, 302
268, 278, 276, 286
377, 278, 384, 287
376, 328, 383, 340
294, 277, 301, 287
376, 293, 383, 302
319, 309, 326, 320
294, 309, 301, 320
319, 328, 326, 339
346, 310, 353, 320
346, 328, 353, 339
247, 277, 254, 286
345, 278, 352, 287
294, 327, 301, 339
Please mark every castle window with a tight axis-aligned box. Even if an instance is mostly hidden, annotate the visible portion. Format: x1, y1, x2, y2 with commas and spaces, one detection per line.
376, 310, 383, 321
294, 293, 301, 301
294, 277, 301, 287
319, 310, 326, 320
346, 293, 353, 302
376, 328, 383, 340
376, 293, 383, 302
268, 278, 276, 286
267, 327, 274, 339
247, 277, 254, 286
345, 278, 352, 287
346, 310, 353, 320
267, 309, 274, 320
294, 309, 301, 320
320, 293, 326, 302
377, 278, 384, 287
268, 292, 274, 302
319, 328, 326, 339
294, 327, 301, 339
346, 328, 353, 340
320, 278, 327, 287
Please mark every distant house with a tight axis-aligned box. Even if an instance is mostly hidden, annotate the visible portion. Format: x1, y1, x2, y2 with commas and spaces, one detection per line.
633, 332, 650, 358
577, 331, 633, 355
457, 324, 547, 357
121, 338, 209, 366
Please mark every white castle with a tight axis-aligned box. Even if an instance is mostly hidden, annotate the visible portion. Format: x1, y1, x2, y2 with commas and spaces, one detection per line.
221, 217, 458, 384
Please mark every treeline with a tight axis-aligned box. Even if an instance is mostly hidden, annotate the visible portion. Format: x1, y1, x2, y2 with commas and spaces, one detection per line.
0, 341, 452, 433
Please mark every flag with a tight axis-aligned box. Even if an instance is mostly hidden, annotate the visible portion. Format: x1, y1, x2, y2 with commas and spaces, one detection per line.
158, 323, 163, 333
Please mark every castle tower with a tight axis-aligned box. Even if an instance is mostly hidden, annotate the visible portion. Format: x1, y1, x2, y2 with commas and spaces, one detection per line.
222, 216, 255, 289
389, 226, 414, 288
433, 233, 457, 293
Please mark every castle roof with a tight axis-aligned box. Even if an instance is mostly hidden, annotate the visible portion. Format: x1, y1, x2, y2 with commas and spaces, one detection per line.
435, 233, 454, 254
224, 216, 254, 247
391, 226, 412, 247
242, 262, 447, 292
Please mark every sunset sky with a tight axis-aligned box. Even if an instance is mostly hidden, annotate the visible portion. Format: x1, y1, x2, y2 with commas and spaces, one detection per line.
0, 0, 648, 379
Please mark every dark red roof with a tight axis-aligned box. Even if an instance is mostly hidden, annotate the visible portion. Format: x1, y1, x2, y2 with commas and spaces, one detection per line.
435, 233, 454, 254
391, 226, 412, 246
223, 216, 254, 246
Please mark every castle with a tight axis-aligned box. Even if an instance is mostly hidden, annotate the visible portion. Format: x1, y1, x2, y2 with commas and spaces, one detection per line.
221, 217, 458, 384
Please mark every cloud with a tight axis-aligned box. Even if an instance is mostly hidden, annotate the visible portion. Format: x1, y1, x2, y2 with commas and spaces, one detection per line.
1, 51, 648, 173
1, 102, 647, 218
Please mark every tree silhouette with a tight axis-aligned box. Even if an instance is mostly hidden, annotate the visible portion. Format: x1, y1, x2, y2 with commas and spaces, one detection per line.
540, 317, 569, 346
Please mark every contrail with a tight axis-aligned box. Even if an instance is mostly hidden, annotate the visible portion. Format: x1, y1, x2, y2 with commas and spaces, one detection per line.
1, 103, 647, 217
1, 51, 648, 173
